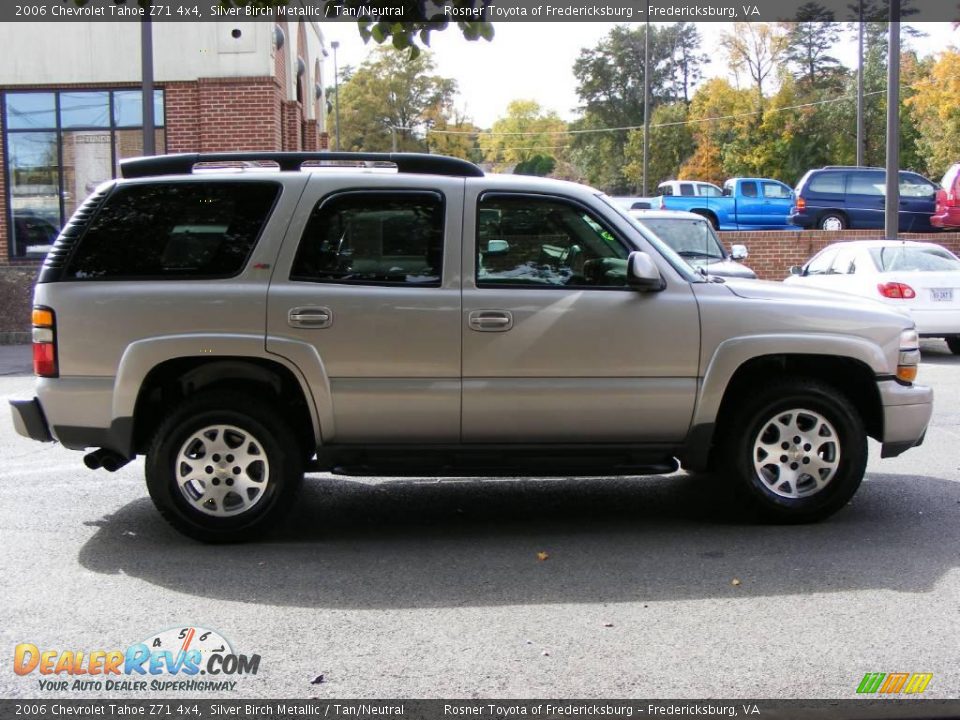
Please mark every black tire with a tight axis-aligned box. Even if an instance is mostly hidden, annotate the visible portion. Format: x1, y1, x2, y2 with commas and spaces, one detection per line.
946, 336, 960, 355
145, 390, 304, 543
818, 212, 847, 231
717, 379, 867, 523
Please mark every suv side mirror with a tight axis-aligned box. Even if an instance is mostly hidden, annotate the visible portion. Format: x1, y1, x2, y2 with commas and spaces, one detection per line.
730, 244, 748, 261
789, 265, 803, 276
627, 251, 665, 292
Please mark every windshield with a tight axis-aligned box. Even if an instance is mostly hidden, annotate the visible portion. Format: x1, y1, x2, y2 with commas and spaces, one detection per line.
870, 246, 960, 272
634, 217, 726, 262
596, 195, 703, 283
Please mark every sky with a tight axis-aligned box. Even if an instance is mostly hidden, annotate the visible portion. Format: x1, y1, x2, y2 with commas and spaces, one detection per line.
319, 21, 960, 129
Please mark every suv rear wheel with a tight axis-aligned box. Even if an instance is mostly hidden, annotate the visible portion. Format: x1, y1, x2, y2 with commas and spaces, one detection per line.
145, 390, 303, 542
719, 379, 867, 523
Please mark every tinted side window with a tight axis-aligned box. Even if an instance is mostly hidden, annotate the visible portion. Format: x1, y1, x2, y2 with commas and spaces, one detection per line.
847, 172, 885, 196
477, 195, 629, 289
679, 183, 695, 196
291, 191, 444, 286
661, 185, 674, 196
66, 182, 279, 279
808, 173, 845, 194
740, 182, 758, 198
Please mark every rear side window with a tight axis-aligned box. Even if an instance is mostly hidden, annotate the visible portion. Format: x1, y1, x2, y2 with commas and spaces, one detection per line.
808, 173, 845, 194
870, 246, 960, 272
65, 182, 279, 280
847, 172, 885, 196
290, 191, 444, 286
679, 183, 695, 196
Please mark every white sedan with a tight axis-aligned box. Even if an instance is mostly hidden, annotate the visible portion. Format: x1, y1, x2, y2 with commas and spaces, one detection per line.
785, 240, 960, 354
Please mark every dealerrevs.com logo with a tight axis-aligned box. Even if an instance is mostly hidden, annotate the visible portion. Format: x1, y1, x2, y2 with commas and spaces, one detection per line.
13, 626, 260, 693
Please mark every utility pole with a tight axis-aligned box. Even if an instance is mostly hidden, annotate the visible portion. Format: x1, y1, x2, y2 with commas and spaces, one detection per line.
642, 16, 650, 196
884, 0, 900, 240
141, 11, 155, 155
856, 1, 864, 166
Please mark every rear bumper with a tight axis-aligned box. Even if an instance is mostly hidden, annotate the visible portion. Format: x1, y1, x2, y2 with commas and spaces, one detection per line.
931, 211, 960, 229
877, 380, 933, 458
908, 308, 960, 336
9, 398, 53, 443
787, 212, 814, 229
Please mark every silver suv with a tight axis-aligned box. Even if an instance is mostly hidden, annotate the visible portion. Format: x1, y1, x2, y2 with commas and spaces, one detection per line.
10, 152, 934, 542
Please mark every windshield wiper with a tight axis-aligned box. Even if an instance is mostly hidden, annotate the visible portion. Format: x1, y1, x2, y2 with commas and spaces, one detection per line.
677, 250, 723, 260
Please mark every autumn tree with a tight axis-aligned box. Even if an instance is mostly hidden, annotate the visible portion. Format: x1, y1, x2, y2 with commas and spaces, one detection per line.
330, 48, 457, 152
478, 100, 569, 171
623, 103, 695, 189
906, 49, 960, 177
425, 111, 482, 162
678, 78, 754, 184
720, 23, 788, 116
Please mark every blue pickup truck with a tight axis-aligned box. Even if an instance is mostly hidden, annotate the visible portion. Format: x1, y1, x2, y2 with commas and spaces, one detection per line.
614, 178, 796, 231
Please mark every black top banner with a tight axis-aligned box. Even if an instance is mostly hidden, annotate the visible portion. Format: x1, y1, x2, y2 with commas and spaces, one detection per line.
3, 0, 958, 23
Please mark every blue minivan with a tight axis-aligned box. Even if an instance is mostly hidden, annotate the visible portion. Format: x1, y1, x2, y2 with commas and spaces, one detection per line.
789, 166, 940, 231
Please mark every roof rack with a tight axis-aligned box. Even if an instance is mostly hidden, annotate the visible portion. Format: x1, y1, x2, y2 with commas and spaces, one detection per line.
120, 152, 484, 179
821, 165, 884, 170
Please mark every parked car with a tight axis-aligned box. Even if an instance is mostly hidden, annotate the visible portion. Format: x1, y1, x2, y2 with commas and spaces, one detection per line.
9, 152, 932, 541
648, 178, 795, 230
785, 240, 960, 354
789, 166, 940, 231
932, 162, 960, 230
628, 209, 757, 279
612, 180, 724, 211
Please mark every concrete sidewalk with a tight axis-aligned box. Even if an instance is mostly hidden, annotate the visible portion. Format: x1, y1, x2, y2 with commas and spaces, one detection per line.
0, 344, 31, 376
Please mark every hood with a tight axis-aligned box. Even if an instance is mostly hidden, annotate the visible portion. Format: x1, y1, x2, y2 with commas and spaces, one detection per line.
723, 278, 913, 320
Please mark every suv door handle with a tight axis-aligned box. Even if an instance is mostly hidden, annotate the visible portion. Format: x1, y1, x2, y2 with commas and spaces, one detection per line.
288, 306, 332, 329
468, 310, 513, 332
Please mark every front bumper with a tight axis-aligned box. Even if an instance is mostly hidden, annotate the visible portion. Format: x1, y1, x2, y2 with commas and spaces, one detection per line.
877, 379, 933, 458
10, 398, 53, 443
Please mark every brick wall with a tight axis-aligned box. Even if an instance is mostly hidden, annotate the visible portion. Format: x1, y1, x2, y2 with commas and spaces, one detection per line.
718, 230, 960, 280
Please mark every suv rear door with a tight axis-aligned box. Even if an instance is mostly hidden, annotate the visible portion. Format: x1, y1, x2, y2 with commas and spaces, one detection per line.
266, 173, 464, 444
460, 186, 700, 444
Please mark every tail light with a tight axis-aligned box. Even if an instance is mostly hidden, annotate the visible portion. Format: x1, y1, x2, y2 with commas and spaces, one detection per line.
877, 282, 916, 300
31, 306, 58, 378
658, 196, 665, 210
796, 196, 806, 211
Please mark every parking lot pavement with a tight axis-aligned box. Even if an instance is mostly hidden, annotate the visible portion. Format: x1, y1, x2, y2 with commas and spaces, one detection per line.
0, 343, 30, 376
0, 339, 958, 699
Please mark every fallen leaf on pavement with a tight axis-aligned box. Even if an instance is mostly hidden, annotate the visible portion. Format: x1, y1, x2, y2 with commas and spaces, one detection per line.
536, 551, 549, 561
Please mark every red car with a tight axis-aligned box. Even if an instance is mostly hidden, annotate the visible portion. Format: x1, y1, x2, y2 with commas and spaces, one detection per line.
932, 163, 960, 229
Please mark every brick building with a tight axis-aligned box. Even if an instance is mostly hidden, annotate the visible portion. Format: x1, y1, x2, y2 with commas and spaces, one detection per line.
0, 20, 329, 266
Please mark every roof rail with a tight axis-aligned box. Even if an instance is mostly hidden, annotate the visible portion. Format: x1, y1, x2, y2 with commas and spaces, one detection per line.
120, 152, 484, 179
821, 165, 884, 170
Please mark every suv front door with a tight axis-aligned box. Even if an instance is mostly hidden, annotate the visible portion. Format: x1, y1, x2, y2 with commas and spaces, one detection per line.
461, 189, 700, 444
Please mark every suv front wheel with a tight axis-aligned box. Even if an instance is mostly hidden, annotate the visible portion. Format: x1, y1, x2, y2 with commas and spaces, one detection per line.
719, 379, 867, 523
145, 390, 304, 542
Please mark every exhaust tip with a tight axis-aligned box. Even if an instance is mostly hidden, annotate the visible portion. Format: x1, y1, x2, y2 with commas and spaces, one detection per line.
83, 451, 103, 470
83, 449, 132, 472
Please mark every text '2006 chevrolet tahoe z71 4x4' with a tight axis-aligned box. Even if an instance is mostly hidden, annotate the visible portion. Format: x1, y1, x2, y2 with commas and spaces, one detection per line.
10, 152, 933, 542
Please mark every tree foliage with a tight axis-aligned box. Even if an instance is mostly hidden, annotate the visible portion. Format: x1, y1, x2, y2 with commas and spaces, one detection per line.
719, 23, 788, 116
780, 4, 843, 87
478, 100, 568, 171
906, 49, 960, 178
329, 48, 457, 152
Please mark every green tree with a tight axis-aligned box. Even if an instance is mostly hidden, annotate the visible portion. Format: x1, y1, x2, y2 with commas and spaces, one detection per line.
478, 100, 569, 170
719, 23, 788, 117
780, 3, 842, 87
425, 110, 482, 162
329, 48, 457, 152
571, 24, 704, 192
623, 103, 695, 188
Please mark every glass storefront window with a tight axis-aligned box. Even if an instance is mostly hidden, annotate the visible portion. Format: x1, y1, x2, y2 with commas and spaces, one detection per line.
5, 93, 56, 130
8, 132, 61, 257
4, 89, 166, 258
113, 90, 165, 128
60, 92, 110, 128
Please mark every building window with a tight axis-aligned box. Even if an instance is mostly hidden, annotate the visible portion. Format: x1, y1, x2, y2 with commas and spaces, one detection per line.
3, 89, 165, 260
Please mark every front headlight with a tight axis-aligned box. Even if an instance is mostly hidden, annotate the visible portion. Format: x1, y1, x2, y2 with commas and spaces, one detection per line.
897, 328, 920, 383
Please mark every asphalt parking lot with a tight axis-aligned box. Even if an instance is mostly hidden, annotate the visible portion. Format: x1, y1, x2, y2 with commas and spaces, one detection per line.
1, 341, 958, 699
